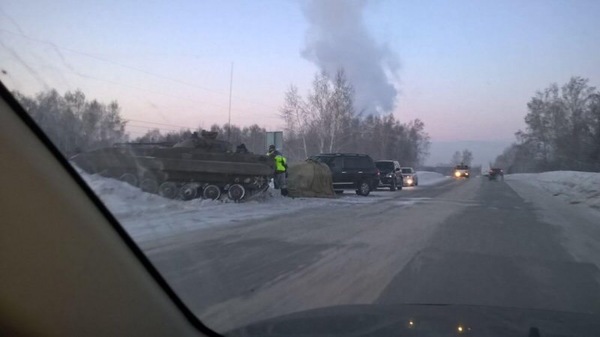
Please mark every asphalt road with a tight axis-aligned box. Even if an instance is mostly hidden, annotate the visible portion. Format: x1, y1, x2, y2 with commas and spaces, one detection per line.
143, 177, 600, 332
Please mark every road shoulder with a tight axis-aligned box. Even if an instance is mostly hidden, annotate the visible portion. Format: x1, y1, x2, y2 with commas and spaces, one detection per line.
505, 177, 600, 269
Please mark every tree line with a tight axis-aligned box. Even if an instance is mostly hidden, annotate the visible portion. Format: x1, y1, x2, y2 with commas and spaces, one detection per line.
14, 89, 128, 157
450, 149, 474, 166
281, 69, 430, 166
13, 88, 270, 156
495, 77, 600, 173
15, 69, 431, 167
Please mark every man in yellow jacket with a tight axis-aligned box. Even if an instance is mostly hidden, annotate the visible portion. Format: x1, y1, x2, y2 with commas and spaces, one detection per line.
267, 145, 288, 196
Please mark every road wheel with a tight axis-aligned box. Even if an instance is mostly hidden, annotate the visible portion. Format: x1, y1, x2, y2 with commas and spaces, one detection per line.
118, 173, 138, 187
140, 178, 159, 194
179, 183, 199, 200
158, 181, 178, 199
203, 185, 221, 200
390, 179, 397, 191
356, 181, 371, 196
227, 184, 246, 201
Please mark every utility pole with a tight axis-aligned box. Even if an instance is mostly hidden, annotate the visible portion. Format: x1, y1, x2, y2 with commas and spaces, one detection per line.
227, 62, 233, 142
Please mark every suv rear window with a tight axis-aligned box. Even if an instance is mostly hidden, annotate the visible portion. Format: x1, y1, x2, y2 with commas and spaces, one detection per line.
376, 162, 394, 170
312, 156, 340, 167
345, 157, 372, 169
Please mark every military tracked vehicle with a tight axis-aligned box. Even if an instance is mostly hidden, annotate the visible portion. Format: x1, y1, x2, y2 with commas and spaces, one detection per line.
71, 131, 274, 201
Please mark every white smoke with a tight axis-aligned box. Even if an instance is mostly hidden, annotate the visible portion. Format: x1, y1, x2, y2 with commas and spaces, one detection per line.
301, 0, 399, 114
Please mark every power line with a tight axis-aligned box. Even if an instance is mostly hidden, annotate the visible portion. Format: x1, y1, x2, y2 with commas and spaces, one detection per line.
0, 28, 281, 111
1, 28, 285, 130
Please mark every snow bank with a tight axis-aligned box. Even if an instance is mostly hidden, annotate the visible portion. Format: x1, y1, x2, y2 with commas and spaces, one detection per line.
416, 171, 450, 186
77, 170, 405, 242
506, 171, 600, 210
74, 166, 450, 242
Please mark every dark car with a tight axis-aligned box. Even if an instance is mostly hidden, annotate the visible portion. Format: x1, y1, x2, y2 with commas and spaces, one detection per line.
489, 168, 504, 181
310, 153, 379, 196
375, 160, 403, 191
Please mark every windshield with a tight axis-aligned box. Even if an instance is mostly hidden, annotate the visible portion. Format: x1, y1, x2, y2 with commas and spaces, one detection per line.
3, 0, 600, 335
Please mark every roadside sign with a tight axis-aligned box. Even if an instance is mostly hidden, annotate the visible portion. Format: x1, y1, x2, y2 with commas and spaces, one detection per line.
266, 131, 283, 153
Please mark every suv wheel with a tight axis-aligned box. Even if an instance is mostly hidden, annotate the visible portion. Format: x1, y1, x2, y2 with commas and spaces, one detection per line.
356, 181, 371, 196
390, 179, 397, 191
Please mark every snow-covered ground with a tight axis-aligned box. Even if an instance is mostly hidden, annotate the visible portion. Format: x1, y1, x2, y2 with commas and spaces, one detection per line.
506, 171, 600, 211
77, 170, 448, 242
81, 171, 600, 241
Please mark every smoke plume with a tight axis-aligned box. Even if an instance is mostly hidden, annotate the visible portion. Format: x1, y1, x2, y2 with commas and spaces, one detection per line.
301, 0, 399, 114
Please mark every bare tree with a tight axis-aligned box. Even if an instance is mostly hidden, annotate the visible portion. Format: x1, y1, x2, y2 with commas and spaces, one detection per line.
461, 149, 474, 166
280, 85, 310, 158
327, 69, 354, 152
307, 71, 332, 153
278, 69, 430, 165
451, 151, 462, 165
15, 89, 127, 156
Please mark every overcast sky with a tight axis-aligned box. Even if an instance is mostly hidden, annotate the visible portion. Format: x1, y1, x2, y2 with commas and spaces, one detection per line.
1, 0, 599, 145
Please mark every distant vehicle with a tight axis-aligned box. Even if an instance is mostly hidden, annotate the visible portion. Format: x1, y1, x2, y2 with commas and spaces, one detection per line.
310, 153, 379, 196
375, 160, 403, 191
489, 168, 504, 181
400, 167, 418, 186
453, 164, 470, 178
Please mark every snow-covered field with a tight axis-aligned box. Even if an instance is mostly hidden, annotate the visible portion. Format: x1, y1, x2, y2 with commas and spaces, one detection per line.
79, 170, 448, 242
506, 171, 600, 210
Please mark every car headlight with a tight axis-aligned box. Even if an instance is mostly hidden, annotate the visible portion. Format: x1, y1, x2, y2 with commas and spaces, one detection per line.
386, 173, 393, 178
407, 178, 413, 184
454, 171, 461, 177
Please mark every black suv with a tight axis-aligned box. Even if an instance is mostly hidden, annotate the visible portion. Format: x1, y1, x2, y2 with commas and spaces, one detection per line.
375, 160, 403, 191
310, 153, 379, 196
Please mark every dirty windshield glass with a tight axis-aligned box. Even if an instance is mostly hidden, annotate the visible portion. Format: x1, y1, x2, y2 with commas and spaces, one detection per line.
2, 0, 600, 335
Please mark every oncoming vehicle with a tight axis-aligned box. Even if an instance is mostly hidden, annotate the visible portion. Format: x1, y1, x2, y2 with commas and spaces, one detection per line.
310, 153, 379, 196
453, 164, 470, 178
401, 167, 418, 186
375, 160, 403, 191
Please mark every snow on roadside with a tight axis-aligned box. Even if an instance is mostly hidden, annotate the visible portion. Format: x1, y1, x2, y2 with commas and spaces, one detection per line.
78, 172, 393, 242
75, 168, 450, 242
506, 171, 600, 211
83, 175, 309, 241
